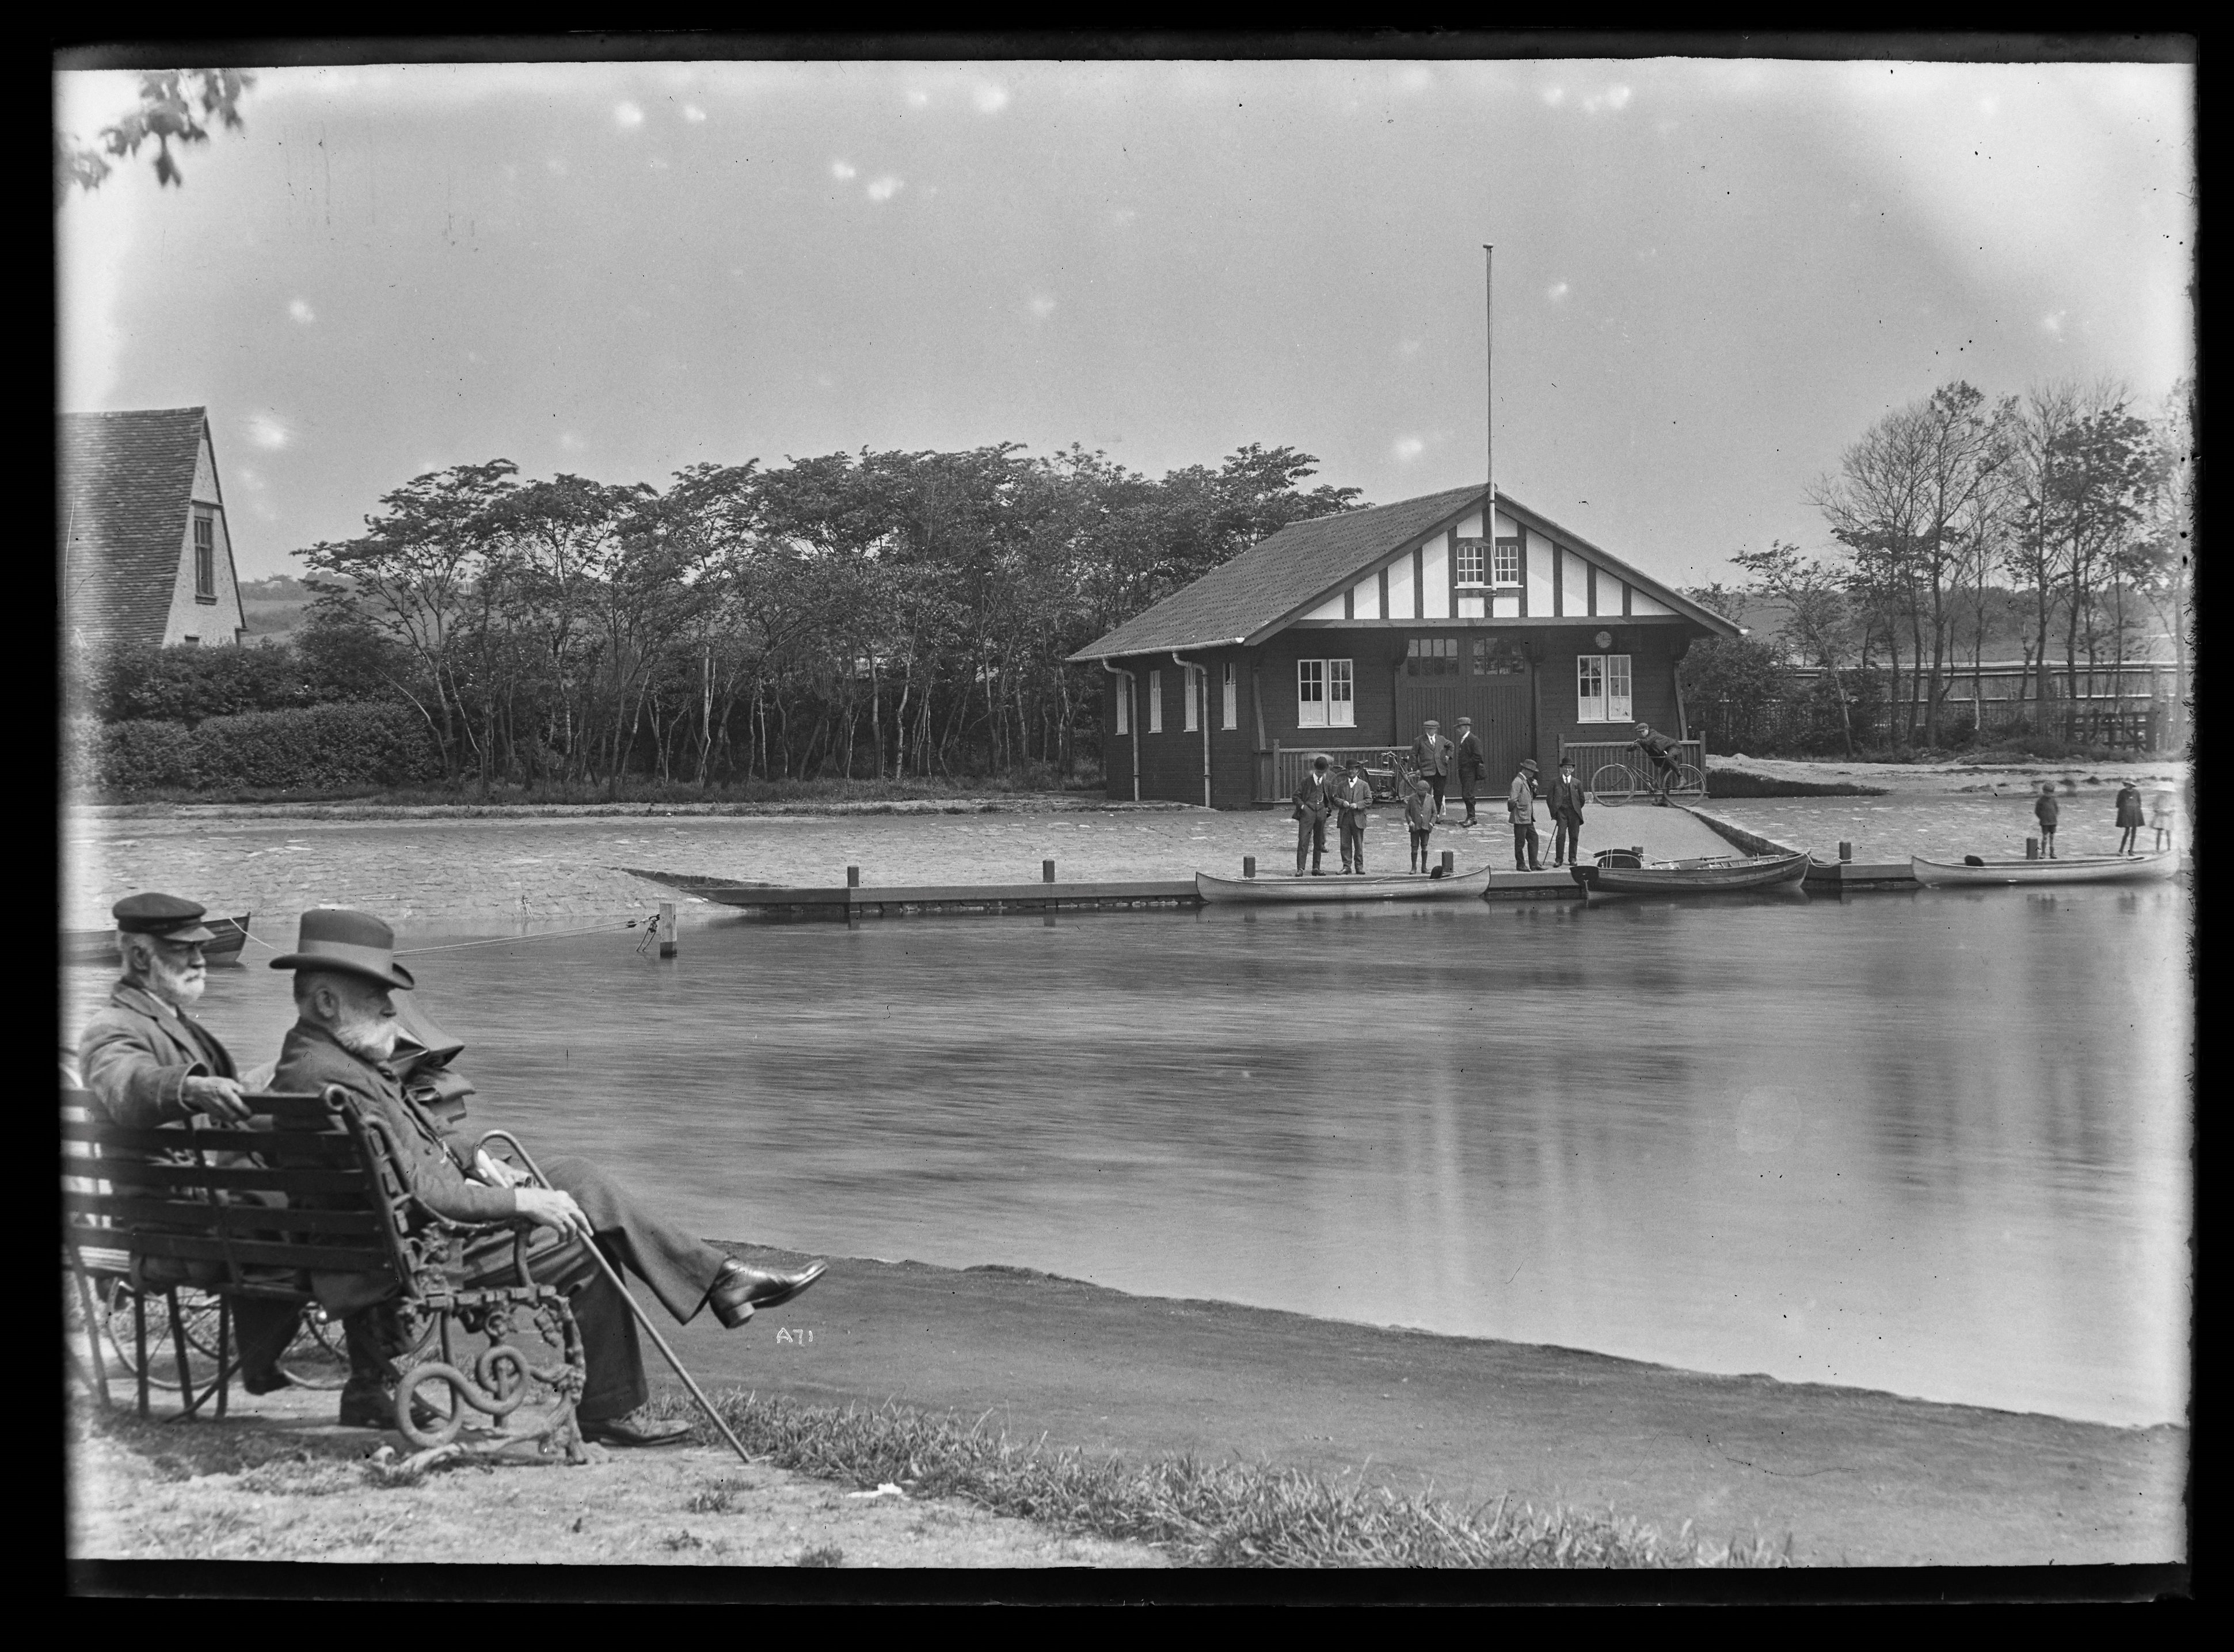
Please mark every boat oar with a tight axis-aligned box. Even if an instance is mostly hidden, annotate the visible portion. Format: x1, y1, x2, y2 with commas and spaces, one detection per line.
474, 1129, 757, 1469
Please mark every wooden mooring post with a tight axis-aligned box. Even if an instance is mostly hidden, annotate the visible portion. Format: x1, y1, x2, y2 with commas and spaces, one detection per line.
1440, 849, 1455, 877
1042, 859, 1056, 884
1838, 841, 1853, 863
657, 900, 677, 958
1243, 855, 1257, 879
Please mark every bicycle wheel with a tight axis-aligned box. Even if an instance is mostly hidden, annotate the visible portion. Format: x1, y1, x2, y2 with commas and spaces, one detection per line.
103, 1282, 227, 1390
1590, 763, 1642, 806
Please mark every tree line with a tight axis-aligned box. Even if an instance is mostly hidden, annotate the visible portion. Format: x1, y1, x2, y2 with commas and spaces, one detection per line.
277, 443, 1360, 796
1682, 377, 2193, 756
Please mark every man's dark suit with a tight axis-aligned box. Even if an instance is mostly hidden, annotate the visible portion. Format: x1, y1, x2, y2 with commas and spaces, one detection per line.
1411, 732, 1453, 814
75, 981, 307, 1381
271, 1021, 735, 1424
1453, 730, 1486, 823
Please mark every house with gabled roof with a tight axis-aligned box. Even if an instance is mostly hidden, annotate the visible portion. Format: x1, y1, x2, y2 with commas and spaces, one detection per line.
1068, 484, 1740, 808
60, 407, 247, 649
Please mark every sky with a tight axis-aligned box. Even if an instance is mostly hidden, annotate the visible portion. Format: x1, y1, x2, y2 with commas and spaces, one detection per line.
55, 54, 2195, 588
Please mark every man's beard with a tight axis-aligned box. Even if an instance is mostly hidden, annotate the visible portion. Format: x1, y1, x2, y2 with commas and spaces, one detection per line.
142, 951, 205, 1007
333, 1007, 400, 1062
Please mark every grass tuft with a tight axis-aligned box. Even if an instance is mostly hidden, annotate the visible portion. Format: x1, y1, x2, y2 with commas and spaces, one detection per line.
646, 1391, 1792, 1569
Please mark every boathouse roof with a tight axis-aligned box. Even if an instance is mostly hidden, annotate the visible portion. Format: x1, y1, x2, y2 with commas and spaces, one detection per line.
1068, 482, 1740, 661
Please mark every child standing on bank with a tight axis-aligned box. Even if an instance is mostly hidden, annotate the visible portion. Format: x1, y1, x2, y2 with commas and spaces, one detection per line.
2034, 782, 2060, 859
2114, 779, 2145, 855
2149, 785, 2175, 852
1406, 774, 1436, 873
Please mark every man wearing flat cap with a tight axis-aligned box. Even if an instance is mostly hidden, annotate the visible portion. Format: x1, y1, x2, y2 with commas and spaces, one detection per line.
1507, 758, 1544, 872
75, 893, 306, 1394
268, 908, 824, 1447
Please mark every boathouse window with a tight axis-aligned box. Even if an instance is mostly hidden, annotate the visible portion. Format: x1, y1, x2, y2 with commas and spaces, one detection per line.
1183, 667, 1200, 732
1471, 638, 1525, 676
1221, 662, 1238, 730
1577, 653, 1634, 723
1406, 637, 1460, 677
1148, 669, 1163, 734
193, 512, 216, 600
1492, 537, 1523, 588
1114, 677, 1131, 737
1454, 538, 1486, 587
1296, 658, 1354, 728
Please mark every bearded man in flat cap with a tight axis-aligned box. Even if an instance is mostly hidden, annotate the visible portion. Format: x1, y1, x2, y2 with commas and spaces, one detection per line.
268, 907, 823, 1448
75, 893, 305, 1394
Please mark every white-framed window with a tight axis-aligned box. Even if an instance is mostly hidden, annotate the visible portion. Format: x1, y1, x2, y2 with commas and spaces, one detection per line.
1492, 536, 1523, 588
1296, 658, 1357, 728
193, 512, 216, 599
1183, 667, 1200, 732
1454, 538, 1486, 587
1221, 662, 1238, 730
1577, 653, 1634, 722
1114, 675, 1131, 736
1148, 669, 1163, 733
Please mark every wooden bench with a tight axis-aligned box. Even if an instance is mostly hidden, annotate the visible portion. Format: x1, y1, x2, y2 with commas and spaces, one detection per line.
62, 1085, 588, 1463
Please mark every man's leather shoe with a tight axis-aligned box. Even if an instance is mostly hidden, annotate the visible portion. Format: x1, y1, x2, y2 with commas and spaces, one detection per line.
580, 1406, 693, 1448
242, 1368, 295, 1396
707, 1258, 827, 1329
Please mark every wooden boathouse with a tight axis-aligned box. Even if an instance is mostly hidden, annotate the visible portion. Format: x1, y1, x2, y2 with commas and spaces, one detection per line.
1070, 484, 1741, 807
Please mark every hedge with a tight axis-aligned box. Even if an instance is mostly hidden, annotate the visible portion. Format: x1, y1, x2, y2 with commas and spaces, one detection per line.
69, 702, 444, 795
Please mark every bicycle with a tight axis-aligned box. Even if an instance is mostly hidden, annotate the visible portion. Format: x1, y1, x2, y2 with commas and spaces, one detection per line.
70, 1274, 352, 1393
1589, 751, 1704, 806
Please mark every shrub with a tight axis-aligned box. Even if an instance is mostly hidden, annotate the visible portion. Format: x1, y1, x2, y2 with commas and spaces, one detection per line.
73, 702, 443, 796
189, 703, 444, 791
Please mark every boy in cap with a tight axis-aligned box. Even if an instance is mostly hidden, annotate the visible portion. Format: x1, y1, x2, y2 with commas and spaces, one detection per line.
267, 907, 824, 1445
1405, 774, 1437, 872
2034, 783, 2060, 858
1334, 758, 1374, 874
1453, 718, 1485, 826
1507, 758, 1544, 871
75, 893, 306, 1394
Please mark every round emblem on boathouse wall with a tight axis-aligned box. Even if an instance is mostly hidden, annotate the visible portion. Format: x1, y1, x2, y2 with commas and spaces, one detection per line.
1594, 629, 1613, 649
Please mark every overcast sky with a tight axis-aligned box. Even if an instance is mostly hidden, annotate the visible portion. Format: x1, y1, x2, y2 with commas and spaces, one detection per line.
56, 55, 2194, 587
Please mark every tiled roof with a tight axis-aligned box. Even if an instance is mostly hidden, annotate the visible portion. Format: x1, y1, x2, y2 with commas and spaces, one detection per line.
1069, 484, 1490, 661
60, 408, 207, 647
1067, 482, 1737, 660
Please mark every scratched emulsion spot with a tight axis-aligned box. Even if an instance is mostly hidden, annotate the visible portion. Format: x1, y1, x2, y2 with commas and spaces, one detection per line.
1735, 1087, 1804, 1155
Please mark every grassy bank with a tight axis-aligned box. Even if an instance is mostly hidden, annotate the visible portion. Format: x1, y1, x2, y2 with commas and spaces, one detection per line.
73, 772, 1107, 809
651, 1391, 1790, 1569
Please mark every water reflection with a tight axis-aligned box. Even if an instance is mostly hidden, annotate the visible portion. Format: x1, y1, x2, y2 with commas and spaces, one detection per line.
68, 885, 2190, 1426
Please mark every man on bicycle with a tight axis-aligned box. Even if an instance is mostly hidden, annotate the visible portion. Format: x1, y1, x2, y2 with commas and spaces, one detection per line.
1634, 723, 1681, 805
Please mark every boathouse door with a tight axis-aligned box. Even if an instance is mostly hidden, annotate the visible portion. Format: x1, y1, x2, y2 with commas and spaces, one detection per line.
1395, 636, 1532, 781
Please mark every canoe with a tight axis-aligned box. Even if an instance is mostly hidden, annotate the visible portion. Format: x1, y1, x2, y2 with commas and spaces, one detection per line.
619, 867, 782, 907
63, 913, 250, 969
1570, 851, 1809, 896
1909, 852, 2179, 887
1194, 866, 1494, 904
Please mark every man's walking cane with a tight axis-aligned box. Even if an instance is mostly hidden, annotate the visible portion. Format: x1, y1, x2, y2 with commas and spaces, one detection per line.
474, 1129, 758, 1468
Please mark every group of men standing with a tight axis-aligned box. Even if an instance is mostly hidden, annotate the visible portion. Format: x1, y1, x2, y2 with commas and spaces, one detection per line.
1289, 717, 1593, 876
74, 896, 825, 1448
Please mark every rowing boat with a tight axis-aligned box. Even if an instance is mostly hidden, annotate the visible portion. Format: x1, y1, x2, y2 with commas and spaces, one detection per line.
619, 867, 783, 908
1194, 866, 1493, 904
63, 913, 251, 968
1569, 850, 1809, 896
1909, 851, 2179, 887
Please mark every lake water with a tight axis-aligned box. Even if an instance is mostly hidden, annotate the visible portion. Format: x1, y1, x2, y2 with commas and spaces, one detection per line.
66, 880, 2191, 1429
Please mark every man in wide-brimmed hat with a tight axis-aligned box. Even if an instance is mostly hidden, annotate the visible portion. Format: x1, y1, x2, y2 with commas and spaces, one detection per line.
75, 893, 307, 1394
268, 907, 825, 1447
